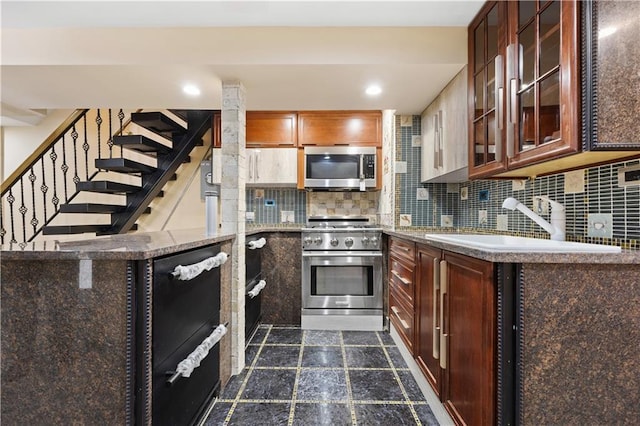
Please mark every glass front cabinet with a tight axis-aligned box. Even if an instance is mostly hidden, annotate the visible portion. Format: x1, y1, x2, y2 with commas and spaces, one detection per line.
468, 0, 580, 179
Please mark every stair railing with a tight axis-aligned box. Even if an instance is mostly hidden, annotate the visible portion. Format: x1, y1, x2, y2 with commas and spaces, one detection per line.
1, 108, 133, 246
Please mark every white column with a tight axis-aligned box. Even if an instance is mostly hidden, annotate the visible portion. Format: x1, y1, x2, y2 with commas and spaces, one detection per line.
220, 81, 247, 374
379, 109, 396, 228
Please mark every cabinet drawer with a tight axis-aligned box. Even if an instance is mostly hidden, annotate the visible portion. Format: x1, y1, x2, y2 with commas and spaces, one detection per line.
153, 245, 221, 365
389, 256, 414, 303
389, 237, 415, 264
390, 287, 414, 353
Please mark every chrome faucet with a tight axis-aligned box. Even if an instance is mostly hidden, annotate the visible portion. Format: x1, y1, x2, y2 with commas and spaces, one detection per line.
502, 196, 566, 241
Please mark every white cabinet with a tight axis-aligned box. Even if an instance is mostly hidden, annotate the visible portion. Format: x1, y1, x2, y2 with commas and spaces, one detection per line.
246, 148, 297, 187
421, 66, 469, 183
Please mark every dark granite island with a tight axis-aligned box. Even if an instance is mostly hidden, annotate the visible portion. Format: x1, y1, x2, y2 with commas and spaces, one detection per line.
1, 228, 235, 425
386, 230, 640, 424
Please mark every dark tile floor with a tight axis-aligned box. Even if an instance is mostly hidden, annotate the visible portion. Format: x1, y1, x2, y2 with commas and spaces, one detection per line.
204, 325, 439, 425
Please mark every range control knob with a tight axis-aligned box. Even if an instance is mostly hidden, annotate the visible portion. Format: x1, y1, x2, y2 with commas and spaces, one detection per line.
303, 237, 312, 246
370, 236, 379, 245
362, 236, 370, 245
344, 237, 354, 248
313, 236, 323, 245
330, 238, 339, 247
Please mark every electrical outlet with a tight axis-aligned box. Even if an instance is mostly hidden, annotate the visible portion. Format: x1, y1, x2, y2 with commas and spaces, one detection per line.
246, 212, 255, 221
533, 196, 549, 215
587, 213, 613, 238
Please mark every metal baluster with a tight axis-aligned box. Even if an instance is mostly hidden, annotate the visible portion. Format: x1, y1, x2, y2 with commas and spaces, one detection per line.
0, 198, 6, 244
7, 188, 16, 244
29, 167, 38, 236
61, 134, 69, 202
96, 109, 103, 162
19, 177, 27, 244
118, 109, 125, 157
108, 108, 114, 158
71, 125, 80, 185
40, 158, 49, 222
83, 115, 90, 180
50, 146, 60, 215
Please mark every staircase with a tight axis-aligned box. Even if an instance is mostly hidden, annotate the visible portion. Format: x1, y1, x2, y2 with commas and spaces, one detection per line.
41, 110, 212, 236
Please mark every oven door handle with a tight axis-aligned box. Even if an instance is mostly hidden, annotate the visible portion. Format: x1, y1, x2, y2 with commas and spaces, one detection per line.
302, 251, 383, 258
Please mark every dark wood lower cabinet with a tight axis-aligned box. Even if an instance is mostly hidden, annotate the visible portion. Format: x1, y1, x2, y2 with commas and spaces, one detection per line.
440, 251, 495, 426
415, 244, 442, 397
393, 238, 505, 425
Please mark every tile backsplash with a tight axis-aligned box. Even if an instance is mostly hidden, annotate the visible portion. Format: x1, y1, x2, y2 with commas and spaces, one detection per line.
245, 189, 379, 225
396, 115, 640, 249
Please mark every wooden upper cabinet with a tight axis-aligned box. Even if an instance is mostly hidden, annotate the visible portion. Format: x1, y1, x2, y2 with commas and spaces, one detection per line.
468, 1, 509, 178
297, 111, 382, 146
246, 111, 297, 148
468, 0, 591, 179
503, 0, 580, 171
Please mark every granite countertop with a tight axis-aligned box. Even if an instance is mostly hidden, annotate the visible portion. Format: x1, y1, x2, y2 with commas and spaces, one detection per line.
385, 229, 640, 264
0, 228, 235, 260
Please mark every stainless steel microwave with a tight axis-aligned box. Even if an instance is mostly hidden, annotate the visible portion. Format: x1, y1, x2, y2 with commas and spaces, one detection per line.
303, 146, 377, 190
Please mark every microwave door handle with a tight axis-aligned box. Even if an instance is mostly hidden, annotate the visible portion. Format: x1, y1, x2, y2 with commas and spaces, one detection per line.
359, 154, 364, 179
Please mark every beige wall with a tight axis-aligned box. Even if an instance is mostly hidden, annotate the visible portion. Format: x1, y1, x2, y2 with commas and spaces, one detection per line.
2, 109, 73, 180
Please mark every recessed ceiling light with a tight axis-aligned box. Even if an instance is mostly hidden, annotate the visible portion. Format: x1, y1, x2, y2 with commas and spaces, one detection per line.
598, 26, 617, 39
365, 85, 382, 96
183, 83, 201, 97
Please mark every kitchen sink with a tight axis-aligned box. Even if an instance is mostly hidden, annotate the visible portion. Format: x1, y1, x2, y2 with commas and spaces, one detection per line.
423, 233, 622, 253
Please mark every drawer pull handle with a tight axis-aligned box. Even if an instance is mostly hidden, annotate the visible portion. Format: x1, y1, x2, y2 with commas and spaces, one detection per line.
166, 322, 229, 386
391, 270, 411, 286
439, 260, 448, 370
171, 252, 228, 280
247, 237, 266, 250
247, 280, 266, 298
432, 257, 440, 360
391, 306, 410, 330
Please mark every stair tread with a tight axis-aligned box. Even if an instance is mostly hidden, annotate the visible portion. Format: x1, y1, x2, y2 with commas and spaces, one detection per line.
42, 224, 108, 235
95, 158, 156, 174
112, 135, 172, 154
59, 203, 125, 214
77, 180, 140, 194
131, 112, 185, 140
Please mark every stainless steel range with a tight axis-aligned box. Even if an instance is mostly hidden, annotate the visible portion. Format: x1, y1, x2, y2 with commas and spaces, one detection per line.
301, 216, 383, 331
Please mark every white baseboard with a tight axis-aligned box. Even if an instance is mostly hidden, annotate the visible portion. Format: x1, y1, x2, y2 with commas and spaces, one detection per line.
390, 323, 454, 426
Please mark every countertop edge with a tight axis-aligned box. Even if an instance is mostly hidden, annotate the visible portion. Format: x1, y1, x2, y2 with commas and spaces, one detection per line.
384, 230, 640, 264
1, 230, 236, 260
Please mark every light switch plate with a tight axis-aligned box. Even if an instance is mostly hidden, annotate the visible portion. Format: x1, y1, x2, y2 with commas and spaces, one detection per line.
412, 135, 422, 147
587, 213, 613, 238
246, 212, 255, 221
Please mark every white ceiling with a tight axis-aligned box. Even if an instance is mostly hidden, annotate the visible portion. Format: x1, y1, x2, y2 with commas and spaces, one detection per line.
1, 1, 484, 125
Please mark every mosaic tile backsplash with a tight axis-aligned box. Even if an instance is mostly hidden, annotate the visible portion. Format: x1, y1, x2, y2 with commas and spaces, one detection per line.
395, 115, 640, 248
